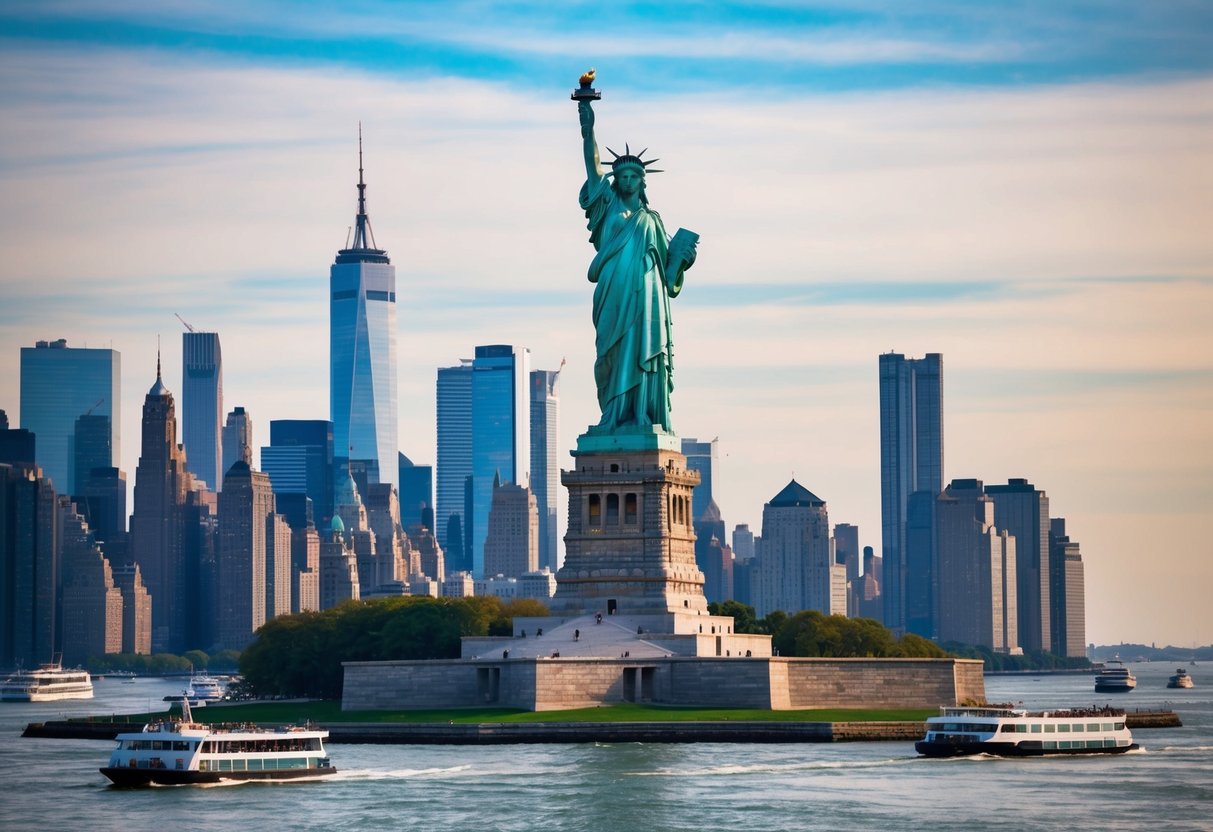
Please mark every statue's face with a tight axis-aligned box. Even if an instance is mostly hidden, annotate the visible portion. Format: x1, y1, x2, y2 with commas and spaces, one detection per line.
615, 168, 643, 197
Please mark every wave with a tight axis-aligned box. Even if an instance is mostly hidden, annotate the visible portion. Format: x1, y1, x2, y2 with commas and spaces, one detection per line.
1150, 745, 1213, 753
630, 758, 914, 777
331, 764, 473, 781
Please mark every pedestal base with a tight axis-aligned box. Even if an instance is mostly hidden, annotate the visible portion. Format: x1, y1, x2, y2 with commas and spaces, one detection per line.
552, 441, 705, 616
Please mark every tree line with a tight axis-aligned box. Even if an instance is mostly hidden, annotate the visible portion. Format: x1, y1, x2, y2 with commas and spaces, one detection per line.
89, 649, 242, 674
239, 595, 548, 699
709, 602, 952, 658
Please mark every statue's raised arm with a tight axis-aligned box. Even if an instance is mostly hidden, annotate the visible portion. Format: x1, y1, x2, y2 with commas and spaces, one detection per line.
572, 69, 696, 438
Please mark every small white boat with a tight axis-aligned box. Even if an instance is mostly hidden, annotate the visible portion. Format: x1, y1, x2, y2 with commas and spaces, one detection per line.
0, 660, 94, 702
101, 699, 336, 786
916, 705, 1138, 757
1167, 668, 1194, 689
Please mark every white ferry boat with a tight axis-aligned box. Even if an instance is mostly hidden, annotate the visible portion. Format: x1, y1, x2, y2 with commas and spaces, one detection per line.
100, 701, 336, 786
916, 705, 1138, 758
1094, 658, 1137, 693
0, 661, 94, 702
1167, 668, 1194, 689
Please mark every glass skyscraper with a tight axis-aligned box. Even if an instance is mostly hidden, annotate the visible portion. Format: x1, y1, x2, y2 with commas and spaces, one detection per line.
681, 436, 718, 523
878, 352, 943, 634
261, 420, 334, 527
19, 338, 120, 496
470, 345, 530, 578
529, 367, 561, 572
181, 330, 223, 491
436, 360, 473, 571
330, 137, 398, 492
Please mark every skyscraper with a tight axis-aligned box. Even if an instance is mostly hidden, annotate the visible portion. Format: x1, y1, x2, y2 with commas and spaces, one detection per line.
397, 452, 434, 531
221, 406, 253, 480
470, 345, 530, 578
934, 479, 1018, 653
71, 413, 111, 498
129, 360, 196, 652
436, 360, 473, 571
752, 480, 839, 618
261, 419, 335, 526
0, 461, 59, 667
483, 474, 539, 579
682, 437, 718, 524
985, 478, 1051, 653
217, 460, 275, 650
182, 330, 223, 491
529, 367, 561, 572
1049, 518, 1086, 658
833, 523, 860, 589
19, 338, 120, 495
58, 497, 123, 666
330, 134, 398, 492
878, 351, 943, 633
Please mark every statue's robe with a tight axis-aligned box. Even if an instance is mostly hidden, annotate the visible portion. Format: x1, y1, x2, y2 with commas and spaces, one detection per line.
580, 175, 677, 431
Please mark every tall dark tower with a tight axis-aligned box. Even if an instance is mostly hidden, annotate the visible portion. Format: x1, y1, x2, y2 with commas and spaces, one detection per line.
878, 352, 943, 634
129, 353, 194, 652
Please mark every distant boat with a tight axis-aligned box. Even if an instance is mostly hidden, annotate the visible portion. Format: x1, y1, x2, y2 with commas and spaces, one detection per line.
1167, 668, 1194, 689
1095, 658, 1137, 693
0, 659, 94, 702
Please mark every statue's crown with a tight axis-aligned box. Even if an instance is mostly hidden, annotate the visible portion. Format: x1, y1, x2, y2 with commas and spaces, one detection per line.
607, 144, 663, 175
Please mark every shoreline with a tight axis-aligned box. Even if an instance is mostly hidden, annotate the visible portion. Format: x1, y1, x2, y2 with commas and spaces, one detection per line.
21, 710, 1182, 744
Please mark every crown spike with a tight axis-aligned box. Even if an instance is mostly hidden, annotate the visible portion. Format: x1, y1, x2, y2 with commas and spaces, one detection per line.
605, 146, 620, 160
642, 158, 661, 166
625, 142, 631, 155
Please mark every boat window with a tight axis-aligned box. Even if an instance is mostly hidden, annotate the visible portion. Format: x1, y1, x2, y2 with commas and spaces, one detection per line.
1016, 724, 1028, 733
1115, 722, 1124, 730
1056, 724, 1069, 732
1043, 741, 1056, 750
1000, 725, 1015, 733
1102, 723, 1115, 731
1030, 724, 1042, 733
1044, 724, 1055, 733
172, 741, 190, 751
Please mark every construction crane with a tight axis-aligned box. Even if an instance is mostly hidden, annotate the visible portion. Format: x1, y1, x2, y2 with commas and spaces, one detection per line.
175, 313, 196, 333
82, 398, 105, 417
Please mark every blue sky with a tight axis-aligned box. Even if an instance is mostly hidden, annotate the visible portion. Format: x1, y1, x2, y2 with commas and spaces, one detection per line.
1, 1, 1211, 646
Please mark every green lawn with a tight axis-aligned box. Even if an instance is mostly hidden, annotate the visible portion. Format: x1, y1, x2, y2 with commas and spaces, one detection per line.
83, 701, 933, 726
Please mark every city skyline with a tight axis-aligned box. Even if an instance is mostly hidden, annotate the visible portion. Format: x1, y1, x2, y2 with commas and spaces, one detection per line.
1, 3, 1211, 646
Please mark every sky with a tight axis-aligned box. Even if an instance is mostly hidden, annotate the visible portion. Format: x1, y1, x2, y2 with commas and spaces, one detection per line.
1, 1, 1210, 648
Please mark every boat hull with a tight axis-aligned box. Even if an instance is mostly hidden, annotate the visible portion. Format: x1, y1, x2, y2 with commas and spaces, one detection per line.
100, 766, 338, 787
0, 689, 94, 702
1094, 681, 1136, 693
915, 740, 1139, 758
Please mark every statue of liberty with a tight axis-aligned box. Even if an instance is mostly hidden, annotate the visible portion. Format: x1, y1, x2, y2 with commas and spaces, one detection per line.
575, 70, 698, 436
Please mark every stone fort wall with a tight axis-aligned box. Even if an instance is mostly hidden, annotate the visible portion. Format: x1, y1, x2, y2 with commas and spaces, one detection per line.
342, 657, 985, 712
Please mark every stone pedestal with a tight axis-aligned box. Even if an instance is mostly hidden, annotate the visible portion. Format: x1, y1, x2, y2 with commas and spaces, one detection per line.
551, 434, 706, 616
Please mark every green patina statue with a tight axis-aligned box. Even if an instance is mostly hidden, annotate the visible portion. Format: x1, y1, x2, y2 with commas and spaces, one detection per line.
575, 71, 697, 436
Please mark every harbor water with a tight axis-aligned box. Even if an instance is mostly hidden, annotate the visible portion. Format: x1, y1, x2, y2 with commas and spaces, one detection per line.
1, 663, 1210, 831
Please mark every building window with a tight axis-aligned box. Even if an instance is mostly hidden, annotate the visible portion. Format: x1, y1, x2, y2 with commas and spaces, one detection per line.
606, 494, 619, 525
588, 494, 601, 527
624, 493, 638, 524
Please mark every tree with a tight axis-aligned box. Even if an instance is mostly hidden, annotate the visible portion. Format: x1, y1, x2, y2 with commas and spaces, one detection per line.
708, 600, 760, 634
238, 595, 550, 698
